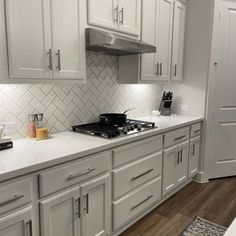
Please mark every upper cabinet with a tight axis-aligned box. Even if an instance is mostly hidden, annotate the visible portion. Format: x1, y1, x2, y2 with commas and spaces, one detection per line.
120, 0, 186, 84
171, 1, 186, 82
141, 0, 186, 83
0, 0, 8, 82
87, 0, 141, 38
88, 0, 117, 30
6, 0, 86, 82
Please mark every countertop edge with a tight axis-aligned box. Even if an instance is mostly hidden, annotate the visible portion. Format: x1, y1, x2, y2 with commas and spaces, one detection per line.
0, 117, 204, 183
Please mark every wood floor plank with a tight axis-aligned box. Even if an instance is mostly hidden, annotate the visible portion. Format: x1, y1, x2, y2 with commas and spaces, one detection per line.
151, 213, 192, 236
120, 177, 236, 236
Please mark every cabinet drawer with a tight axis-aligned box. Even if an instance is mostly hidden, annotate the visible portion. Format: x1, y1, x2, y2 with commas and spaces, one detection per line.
39, 151, 111, 197
113, 177, 161, 230
190, 123, 202, 138
0, 177, 32, 215
164, 127, 189, 148
113, 152, 162, 199
113, 135, 162, 167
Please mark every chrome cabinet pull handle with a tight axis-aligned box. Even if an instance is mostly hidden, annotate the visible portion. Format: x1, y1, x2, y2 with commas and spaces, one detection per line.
130, 169, 154, 182
193, 144, 195, 156
0, 194, 24, 207
86, 194, 89, 214
67, 168, 96, 181
180, 150, 183, 163
47, 49, 53, 70
56, 49, 61, 71
160, 63, 163, 76
177, 151, 180, 164
75, 198, 80, 218
131, 195, 153, 211
174, 135, 186, 141
119, 7, 124, 25
114, 5, 119, 22
26, 220, 33, 236
156, 63, 160, 75
174, 64, 177, 76
83, 194, 89, 214
194, 129, 201, 134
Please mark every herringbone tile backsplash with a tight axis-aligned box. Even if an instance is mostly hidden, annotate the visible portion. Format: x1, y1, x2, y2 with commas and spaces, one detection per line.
0, 52, 162, 138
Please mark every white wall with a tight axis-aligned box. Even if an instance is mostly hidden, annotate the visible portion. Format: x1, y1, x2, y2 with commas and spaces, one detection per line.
164, 0, 213, 117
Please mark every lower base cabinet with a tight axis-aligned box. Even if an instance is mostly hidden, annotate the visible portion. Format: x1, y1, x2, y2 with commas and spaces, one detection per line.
163, 141, 189, 195
40, 174, 110, 236
80, 174, 111, 236
189, 136, 200, 178
0, 207, 33, 236
113, 176, 162, 230
40, 186, 81, 236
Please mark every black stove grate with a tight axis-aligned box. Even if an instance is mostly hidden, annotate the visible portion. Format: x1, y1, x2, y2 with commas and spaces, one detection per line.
72, 119, 156, 139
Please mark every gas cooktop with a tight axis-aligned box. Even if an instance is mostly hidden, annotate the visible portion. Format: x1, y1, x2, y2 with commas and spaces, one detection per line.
72, 119, 156, 139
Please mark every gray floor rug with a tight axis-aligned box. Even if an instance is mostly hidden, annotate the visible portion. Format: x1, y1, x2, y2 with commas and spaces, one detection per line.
182, 216, 227, 236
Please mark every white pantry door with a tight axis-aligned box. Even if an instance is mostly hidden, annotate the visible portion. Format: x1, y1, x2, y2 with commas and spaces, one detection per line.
209, 0, 236, 178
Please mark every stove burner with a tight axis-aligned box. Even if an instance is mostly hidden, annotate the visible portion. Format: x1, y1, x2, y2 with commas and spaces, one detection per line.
72, 119, 156, 139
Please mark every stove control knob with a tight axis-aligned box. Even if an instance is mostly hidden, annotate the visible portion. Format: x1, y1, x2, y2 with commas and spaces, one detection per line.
137, 124, 142, 131
123, 126, 128, 134
130, 124, 135, 131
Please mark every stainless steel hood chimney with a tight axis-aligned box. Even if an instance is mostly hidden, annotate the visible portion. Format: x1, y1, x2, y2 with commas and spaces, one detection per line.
85, 28, 156, 56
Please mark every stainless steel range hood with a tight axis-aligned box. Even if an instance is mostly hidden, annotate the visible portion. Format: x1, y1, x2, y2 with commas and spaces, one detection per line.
85, 28, 156, 56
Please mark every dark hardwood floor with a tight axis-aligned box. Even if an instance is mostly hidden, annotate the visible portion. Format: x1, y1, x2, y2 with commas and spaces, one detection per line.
121, 177, 236, 236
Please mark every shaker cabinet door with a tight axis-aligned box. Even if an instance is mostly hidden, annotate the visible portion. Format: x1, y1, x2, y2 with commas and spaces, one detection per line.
156, 0, 174, 82
163, 145, 179, 195
118, 0, 141, 36
0, 207, 33, 236
51, 0, 86, 81
189, 137, 200, 178
171, 1, 186, 82
80, 174, 111, 236
6, 0, 52, 79
0, 0, 8, 82
88, 0, 118, 30
40, 187, 81, 236
176, 141, 189, 185
141, 0, 158, 81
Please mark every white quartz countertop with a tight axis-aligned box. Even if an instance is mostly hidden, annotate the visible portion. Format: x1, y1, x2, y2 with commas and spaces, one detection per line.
0, 115, 203, 182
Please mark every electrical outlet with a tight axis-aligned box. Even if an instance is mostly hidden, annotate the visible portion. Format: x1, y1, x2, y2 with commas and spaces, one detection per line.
181, 105, 189, 112
0, 122, 17, 136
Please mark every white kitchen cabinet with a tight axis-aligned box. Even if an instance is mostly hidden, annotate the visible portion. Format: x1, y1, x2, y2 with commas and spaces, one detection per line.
175, 141, 189, 185
163, 141, 189, 195
51, 0, 86, 80
87, 0, 141, 37
40, 174, 111, 236
0, 207, 33, 236
0, 0, 8, 82
171, 1, 186, 82
118, 0, 141, 36
156, 0, 174, 82
80, 174, 111, 236
141, 0, 174, 82
189, 136, 200, 178
88, 0, 118, 30
40, 186, 81, 236
6, 0, 86, 82
137, 0, 187, 84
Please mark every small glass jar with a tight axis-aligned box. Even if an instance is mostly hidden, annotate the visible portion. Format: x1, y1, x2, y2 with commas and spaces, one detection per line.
28, 114, 37, 138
